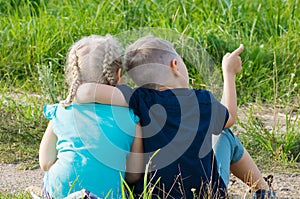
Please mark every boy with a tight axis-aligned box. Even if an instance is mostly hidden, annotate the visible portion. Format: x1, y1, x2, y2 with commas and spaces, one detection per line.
75, 35, 274, 198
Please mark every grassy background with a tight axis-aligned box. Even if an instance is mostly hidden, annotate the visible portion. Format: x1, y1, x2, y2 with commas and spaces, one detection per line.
0, 0, 299, 174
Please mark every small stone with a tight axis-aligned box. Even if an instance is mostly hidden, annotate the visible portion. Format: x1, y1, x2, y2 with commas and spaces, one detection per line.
290, 173, 299, 177
280, 187, 291, 191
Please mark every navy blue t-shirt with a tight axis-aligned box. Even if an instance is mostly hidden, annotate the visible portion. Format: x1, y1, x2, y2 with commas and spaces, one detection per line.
117, 85, 229, 198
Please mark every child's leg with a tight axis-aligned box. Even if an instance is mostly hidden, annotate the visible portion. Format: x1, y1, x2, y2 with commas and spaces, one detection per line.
230, 148, 268, 190
212, 130, 233, 188
213, 129, 268, 190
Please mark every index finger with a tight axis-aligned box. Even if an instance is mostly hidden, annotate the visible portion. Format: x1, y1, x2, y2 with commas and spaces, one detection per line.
231, 44, 244, 56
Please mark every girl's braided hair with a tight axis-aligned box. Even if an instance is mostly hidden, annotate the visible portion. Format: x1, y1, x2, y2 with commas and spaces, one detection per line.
64, 34, 121, 105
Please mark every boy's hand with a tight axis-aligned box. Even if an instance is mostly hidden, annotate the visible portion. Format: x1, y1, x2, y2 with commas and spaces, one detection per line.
222, 44, 244, 75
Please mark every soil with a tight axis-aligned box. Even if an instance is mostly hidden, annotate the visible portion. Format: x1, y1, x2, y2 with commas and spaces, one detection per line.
0, 163, 299, 198
0, 163, 43, 194
228, 172, 300, 198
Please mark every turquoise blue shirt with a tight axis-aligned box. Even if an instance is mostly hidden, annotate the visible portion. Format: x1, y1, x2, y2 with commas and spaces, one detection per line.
43, 103, 139, 198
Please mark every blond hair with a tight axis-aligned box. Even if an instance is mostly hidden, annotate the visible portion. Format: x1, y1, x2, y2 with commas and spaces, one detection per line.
124, 35, 179, 88
64, 34, 121, 105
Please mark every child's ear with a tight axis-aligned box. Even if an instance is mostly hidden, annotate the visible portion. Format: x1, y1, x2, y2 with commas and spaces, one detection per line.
170, 59, 180, 76
115, 68, 122, 83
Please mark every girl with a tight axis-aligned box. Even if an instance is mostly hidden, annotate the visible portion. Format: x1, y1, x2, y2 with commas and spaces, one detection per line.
39, 35, 143, 199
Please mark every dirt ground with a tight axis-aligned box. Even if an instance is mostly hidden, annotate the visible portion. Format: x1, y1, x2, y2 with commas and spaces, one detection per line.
228, 171, 300, 198
0, 163, 299, 198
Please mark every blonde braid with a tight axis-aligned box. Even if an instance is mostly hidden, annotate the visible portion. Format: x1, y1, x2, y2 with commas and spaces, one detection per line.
62, 35, 121, 108
64, 50, 81, 105
101, 36, 116, 85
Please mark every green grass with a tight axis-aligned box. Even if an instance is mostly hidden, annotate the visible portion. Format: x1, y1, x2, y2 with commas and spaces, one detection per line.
0, 0, 299, 197
0, 86, 44, 167
1, 0, 299, 102
0, 192, 32, 199
237, 104, 300, 164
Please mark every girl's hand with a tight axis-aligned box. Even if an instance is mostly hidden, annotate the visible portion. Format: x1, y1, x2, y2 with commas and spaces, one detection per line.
60, 100, 69, 108
222, 44, 244, 75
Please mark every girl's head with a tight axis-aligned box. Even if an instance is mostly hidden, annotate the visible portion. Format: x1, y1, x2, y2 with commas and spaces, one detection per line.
64, 34, 121, 105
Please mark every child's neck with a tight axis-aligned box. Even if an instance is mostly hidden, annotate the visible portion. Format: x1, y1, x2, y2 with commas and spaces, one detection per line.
158, 82, 189, 91
156, 75, 189, 90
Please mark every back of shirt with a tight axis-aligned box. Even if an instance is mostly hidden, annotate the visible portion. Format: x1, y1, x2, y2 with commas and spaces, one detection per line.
43, 103, 139, 198
118, 85, 228, 198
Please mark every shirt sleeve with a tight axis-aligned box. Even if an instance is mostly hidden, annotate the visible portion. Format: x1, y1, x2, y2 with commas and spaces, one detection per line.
209, 92, 229, 134
116, 84, 139, 116
116, 85, 134, 104
43, 104, 58, 120
129, 109, 140, 124
223, 108, 229, 128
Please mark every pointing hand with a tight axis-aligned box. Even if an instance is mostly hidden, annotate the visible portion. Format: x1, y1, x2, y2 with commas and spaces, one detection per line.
222, 44, 244, 75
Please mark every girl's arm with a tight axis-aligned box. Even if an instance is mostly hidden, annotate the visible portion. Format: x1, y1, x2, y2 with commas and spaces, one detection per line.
39, 121, 58, 171
125, 123, 144, 184
75, 83, 128, 107
221, 44, 244, 128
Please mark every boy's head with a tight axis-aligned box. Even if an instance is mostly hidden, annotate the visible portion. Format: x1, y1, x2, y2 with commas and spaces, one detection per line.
124, 35, 189, 89
65, 34, 122, 104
